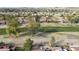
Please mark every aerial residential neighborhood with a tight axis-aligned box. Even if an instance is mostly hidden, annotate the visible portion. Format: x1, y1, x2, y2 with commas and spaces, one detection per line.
0, 7, 79, 51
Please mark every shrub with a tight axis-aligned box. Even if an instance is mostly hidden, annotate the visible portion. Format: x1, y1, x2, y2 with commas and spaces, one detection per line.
7, 42, 15, 48
0, 42, 5, 45
48, 36, 55, 47
23, 38, 33, 51
14, 47, 24, 51
64, 43, 71, 51
0, 42, 5, 48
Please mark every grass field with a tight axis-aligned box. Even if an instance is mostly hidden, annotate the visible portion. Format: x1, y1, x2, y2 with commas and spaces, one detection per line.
39, 27, 79, 32
0, 23, 79, 35
0, 26, 79, 35
40, 23, 79, 27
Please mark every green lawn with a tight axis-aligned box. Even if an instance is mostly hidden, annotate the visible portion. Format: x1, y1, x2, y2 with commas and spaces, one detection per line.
0, 26, 79, 35
39, 27, 79, 32
40, 23, 79, 27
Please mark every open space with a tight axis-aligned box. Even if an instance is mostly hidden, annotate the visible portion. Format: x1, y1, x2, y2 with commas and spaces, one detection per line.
0, 7, 79, 51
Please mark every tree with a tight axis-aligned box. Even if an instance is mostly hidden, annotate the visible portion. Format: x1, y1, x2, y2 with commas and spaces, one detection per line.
23, 38, 33, 51
66, 13, 77, 24
74, 16, 79, 23
48, 36, 55, 47
5, 15, 20, 37
34, 15, 41, 28
64, 43, 71, 51
27, 14, 40, 35
35, 15, 41, 22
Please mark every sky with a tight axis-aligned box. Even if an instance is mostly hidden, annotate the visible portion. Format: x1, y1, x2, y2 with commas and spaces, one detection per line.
0, 0, 79, 7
